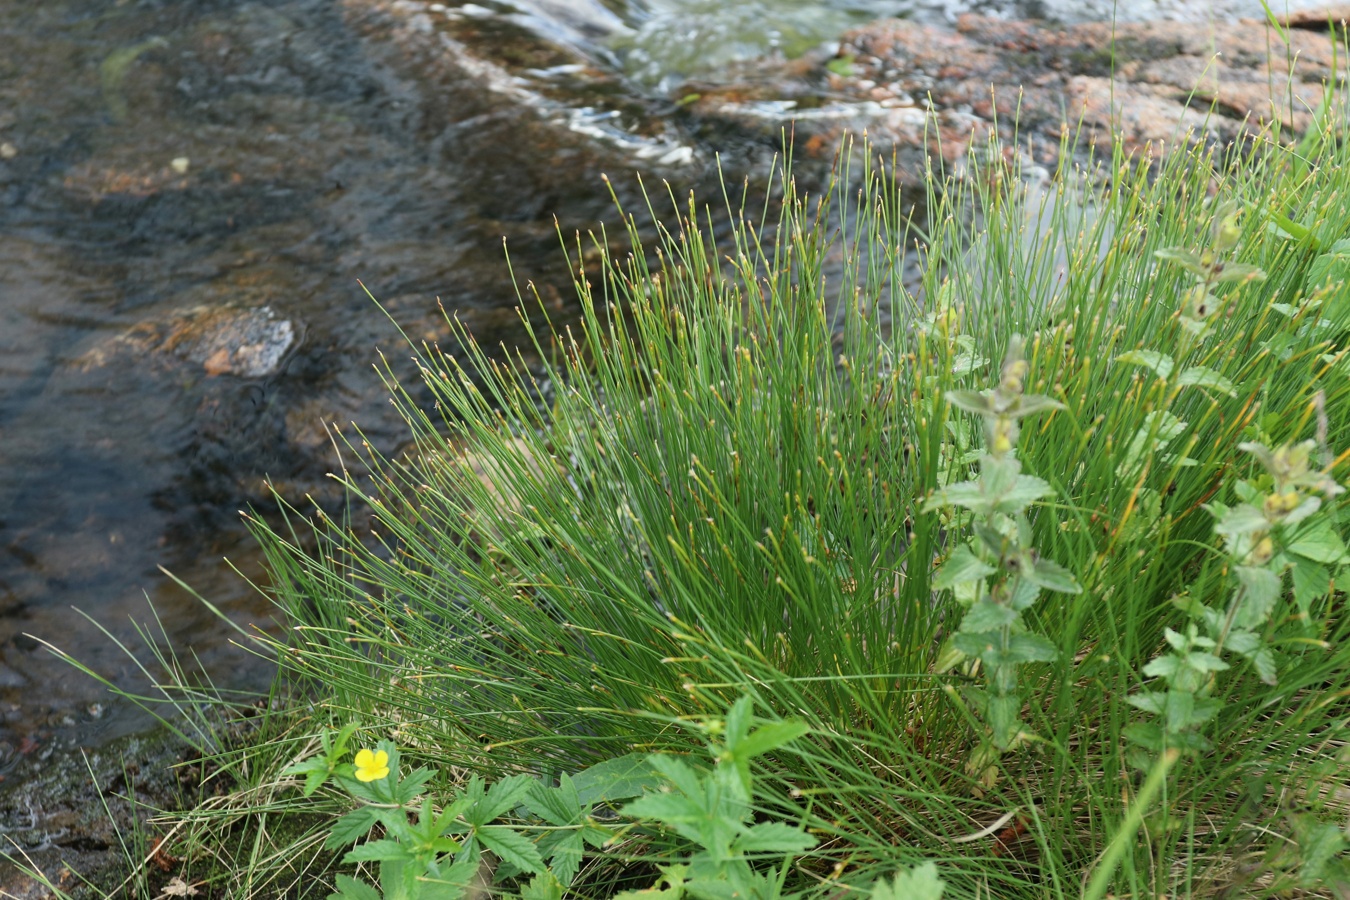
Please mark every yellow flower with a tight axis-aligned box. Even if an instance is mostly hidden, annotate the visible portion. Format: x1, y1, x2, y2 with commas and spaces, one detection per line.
353, 748, 390, 782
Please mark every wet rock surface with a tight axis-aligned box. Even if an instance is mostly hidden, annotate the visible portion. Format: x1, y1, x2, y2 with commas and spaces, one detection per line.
686, 6, 1350, 176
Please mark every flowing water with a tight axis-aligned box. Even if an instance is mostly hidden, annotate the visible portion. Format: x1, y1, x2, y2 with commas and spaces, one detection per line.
0, 0, 1324, 768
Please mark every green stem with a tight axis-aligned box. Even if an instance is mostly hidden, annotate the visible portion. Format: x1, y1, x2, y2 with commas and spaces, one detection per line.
1082, 748, 1180, 900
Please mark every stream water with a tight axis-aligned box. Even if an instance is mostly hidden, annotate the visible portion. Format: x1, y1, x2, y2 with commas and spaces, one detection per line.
0, 0, 1324, 769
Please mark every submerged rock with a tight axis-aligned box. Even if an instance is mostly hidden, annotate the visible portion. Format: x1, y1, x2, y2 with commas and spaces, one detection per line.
77, 304, 297, 378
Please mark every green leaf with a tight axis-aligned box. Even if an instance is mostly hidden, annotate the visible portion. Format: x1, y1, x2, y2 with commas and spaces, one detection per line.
622, 792, 707, 845
1154, 247, 1207, 275
525, 775, 582, 826
1291, 558, 1331, 620
326, 807, 380, 850
1142, 654, 1180, 679
1234, 565, 1282, 629
1009, 394, 1064, 419
1024, 558, 1081, 594
946, 390, 993, 415
1210, 503, 1268, 537
572, 754, 662, 806
986, 694, 1023, 749
958, 598, 1018, 633
1210, 263, 1266, 284
871, 863, 946, 900
997, 474, 1055, 510
1288, 519, 1349, 564
540, 830, 584, 887
478, 825, 547, 875
1006, 632, 1058, 663
1117, 350, 1175, 379
732, 822, 818, 855
393, 767, 436, 805
1177, 365, 1237, 396
343, 839, 412, 864
520, 873, 565, 900
732, 720, 810, 760
470, 775, 535, 825
330, 874, 382, 900
932, 544, 995, 590
1298, 821, 1349, 887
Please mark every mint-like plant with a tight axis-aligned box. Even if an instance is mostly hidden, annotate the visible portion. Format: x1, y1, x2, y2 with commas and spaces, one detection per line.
1125, 424, 1347, 769
924, 335, 1081, 787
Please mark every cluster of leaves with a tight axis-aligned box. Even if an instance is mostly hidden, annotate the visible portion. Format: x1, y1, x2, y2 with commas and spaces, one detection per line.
286, 700, 946, 900
924, 336, 1081, 785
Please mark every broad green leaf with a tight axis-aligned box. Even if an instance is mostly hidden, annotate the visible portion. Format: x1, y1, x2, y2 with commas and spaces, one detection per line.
419, 859, 481, 900
1183, 650, 1229, 674
986, 694, 1023, 749
1116, 350, 1175, 379
1142, 655, 1180, 679
932, 545, 995, 590
330, 875, 382, 900
958, 598, 1018, 633
1009, 394, 1064, 419
1210, 503, 1268, 537
1025, 557, 1081, 593
871, 862, 946, 900
1210, 263, 1266, 284
520, 873, 565, 900
525, 775, 582, 826
998, 474, 1055, 510
1291, 558, 1331, 620
946, 390, 993, 415
1126, 691, 1168, 715
343, 839, 411, 864
394, 767, 436, 805
478, 825, 547, 875
1177, 365, 1237, 396
470, 775, 536, 825
540, 831, 584, 887
1154, 247, 1207, 275
1006, 632, 1058, 663
732, 822, 818, 854
732, 719, 809, 760
1298, 821, 1349, 887
1234, 565, 1282, 629
572, 754, 661, 806
1288, 519, 1349, 563
326, 807, 380, 849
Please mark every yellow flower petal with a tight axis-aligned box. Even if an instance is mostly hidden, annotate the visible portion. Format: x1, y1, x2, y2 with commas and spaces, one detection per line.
353, 747, 390, 782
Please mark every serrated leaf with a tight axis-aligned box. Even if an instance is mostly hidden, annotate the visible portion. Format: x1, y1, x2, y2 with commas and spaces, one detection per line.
946, 390, 993, 415
1009, 394, 1064, 419
732, 822, 818, 855
998, 474, 1055, 510
986, 694, 1023, 749
1291, 558, 1331, 620
958, 599, 1018, 633
541, 830, 583, 887
520, 873, 565, 900
1210, 503, 1268, 537
1006, 632, 1058, 663
1025, 557, 1081, 593
1117, 350, 1175, 379
525, 775, 582, 827
871, 863, 946, 900
393, 767, 435, 805
343, 839, 411, 864
1211, 263, 1266, 283
1234, 565, 1282, 629
932, 545, 995, 590
470, 775, 535, 825
572, 754, 662, 806
326, 807, 380, 849
732, 720, 809, 760
477, 825, 546, 875
330, 875, 382, 900
1177, 365, 1237, 396
1298, 822, 1349, 887
1288, 519, 1349, 563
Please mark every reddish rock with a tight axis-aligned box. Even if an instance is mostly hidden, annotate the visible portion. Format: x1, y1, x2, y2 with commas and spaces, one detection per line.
688, 6, 1349, 178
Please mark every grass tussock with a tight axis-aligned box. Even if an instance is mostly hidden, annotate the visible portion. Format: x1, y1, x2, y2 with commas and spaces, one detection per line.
23, 93, 1350, 900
